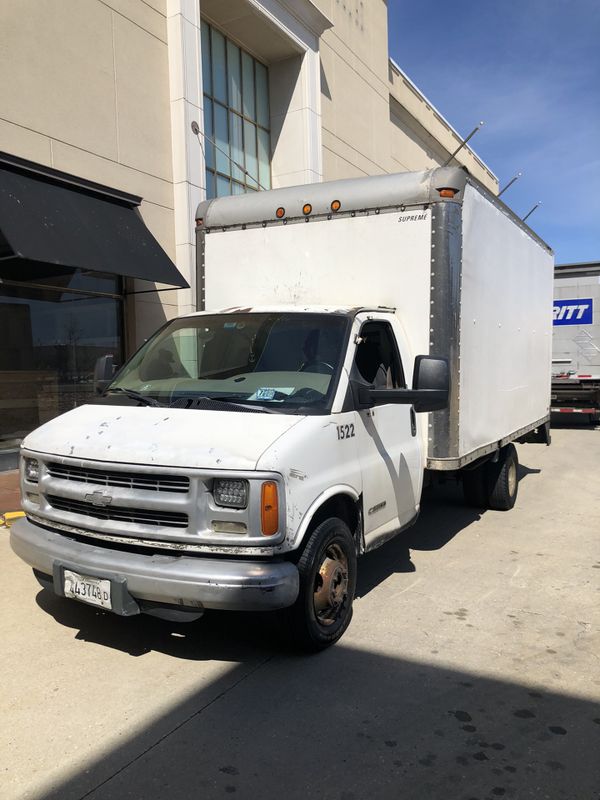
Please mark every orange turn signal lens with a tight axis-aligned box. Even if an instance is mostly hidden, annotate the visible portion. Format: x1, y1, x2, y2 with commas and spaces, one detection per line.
261, 481, 279, 536
331, 199, 341, 212
438, 188, 457, 198
276, 207, 285, 219
302, 203, 312, 216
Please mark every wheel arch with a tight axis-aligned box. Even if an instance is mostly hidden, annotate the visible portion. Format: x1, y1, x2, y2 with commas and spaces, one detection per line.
292, 486, 363, 556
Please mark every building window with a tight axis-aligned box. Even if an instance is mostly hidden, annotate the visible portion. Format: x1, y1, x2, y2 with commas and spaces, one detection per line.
0, 271, 124, 455
201, 21, 271, 198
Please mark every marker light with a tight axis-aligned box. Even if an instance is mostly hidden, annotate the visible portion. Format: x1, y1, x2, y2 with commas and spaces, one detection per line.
261, 481, 279, 536
331, 199, 341, 212
276, 207, 285, 219
213, 478, 249, 509
438, 188, 457, 198
302, 203, 312, 216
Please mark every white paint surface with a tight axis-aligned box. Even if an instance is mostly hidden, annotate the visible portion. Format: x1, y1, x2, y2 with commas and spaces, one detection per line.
24, 404, 303, 471
205, 209, 432, 362
459, 185, 553, 455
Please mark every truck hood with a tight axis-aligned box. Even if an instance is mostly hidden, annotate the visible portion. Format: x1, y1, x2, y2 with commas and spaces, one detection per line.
23, 404, 304, 471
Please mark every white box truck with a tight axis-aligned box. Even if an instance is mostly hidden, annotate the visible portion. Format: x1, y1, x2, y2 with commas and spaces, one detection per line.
11, 167, 553, 649
551, 261, 600, 421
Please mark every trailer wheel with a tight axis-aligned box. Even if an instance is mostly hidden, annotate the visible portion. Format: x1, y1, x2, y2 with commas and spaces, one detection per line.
286, 517, 356, 652
487, 443, 519, 511
462, 465, 489, 508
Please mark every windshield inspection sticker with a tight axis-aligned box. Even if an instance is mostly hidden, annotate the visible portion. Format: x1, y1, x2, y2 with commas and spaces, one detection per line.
252, 387, 295, 401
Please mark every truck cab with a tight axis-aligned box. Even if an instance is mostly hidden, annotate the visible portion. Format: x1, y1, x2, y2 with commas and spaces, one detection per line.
12, 305, 447, 649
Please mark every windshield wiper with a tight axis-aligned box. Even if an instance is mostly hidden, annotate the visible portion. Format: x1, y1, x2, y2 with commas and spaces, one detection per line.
171, 394, 277, 414
106, 387, 162, 407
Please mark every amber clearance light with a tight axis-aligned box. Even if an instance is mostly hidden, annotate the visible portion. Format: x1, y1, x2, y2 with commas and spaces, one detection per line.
261, 481, 279, 536
331, 199, 341, 212
438, 188, 457, 199
302, 203, 312, 216
276, 206, 285, 219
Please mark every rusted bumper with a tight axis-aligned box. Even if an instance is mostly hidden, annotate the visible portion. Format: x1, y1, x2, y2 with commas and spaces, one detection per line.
10, 518, 299, 614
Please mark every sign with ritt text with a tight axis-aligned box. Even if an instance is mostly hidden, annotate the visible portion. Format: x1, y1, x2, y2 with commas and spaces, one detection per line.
553, 298, 593, 326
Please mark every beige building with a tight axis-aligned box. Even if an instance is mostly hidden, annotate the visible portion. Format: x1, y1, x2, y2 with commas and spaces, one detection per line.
0, 0, 496, 466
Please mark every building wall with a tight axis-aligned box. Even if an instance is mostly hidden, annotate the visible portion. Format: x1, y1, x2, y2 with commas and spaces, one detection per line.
313, 0, 497, 192
0, 0, 178, 345
1, 0, 497, 355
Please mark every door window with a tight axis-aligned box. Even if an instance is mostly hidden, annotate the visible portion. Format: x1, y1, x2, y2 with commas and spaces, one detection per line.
352, 321, 406, 389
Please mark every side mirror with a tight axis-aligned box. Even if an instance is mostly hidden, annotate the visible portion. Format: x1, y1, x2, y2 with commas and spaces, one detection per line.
93, 354, 116, 395
411, 355, 449, 412
353, 355, 449, 413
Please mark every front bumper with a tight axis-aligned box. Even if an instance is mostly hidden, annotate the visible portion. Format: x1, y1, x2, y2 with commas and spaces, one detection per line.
10, 518, 299, 614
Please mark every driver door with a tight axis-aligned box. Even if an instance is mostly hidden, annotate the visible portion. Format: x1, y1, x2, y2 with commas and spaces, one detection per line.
351, 315, 422, 549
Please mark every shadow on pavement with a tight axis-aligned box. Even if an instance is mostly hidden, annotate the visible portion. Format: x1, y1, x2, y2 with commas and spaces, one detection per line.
38, 641, 600, 800
551, 412, 599, 429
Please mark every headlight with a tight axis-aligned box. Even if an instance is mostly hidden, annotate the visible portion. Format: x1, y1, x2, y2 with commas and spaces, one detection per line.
24, 458, 40, 483
213, 478, 249, 509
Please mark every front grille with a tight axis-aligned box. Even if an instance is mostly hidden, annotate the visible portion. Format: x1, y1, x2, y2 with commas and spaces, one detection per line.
46, 494, 188, 528
47, 462, 189, 493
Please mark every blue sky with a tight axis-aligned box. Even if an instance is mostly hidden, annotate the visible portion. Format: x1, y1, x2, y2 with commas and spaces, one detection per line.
387, 0, 600, 264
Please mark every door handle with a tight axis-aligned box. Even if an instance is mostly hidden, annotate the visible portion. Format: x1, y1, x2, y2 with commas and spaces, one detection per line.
410, 407, 417, 437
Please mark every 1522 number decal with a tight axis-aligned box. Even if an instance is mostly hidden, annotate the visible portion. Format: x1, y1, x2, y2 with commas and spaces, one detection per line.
336, 423, 355, 440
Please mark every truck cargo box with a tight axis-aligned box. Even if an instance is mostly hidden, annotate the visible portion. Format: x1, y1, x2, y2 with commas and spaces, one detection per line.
196, 167, 553, 469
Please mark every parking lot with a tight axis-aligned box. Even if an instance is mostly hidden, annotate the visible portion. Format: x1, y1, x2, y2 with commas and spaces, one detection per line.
2, 424, 599, 800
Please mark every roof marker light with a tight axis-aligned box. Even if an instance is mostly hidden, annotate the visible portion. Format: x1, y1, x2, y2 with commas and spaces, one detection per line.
438, 187, 457, 198
302, 203, 312, 216
276, 207, 285, 219
331, 199, 341, 212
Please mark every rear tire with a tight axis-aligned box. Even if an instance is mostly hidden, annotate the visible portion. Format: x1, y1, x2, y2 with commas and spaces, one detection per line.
286, 517, 356, 652
486, 443, 519, 511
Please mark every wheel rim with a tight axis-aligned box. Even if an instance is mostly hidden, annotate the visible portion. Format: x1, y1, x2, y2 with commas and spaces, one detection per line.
508, 460, 517, 497
313, 543, 349, 626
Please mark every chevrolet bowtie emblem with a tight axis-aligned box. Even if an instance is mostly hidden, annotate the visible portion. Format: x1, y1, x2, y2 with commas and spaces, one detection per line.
85, 491, 113, 507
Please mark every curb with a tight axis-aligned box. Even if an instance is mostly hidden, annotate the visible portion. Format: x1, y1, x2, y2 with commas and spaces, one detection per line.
0, 511, 25, 529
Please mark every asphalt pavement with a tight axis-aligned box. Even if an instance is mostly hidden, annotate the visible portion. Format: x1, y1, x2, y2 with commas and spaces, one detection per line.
2, 424, 599, 800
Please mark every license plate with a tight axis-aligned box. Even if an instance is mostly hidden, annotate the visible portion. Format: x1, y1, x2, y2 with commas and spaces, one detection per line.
63, 569, 112, 610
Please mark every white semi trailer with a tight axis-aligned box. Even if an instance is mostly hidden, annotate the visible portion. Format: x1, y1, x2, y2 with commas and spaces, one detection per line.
552, 261, 600, 421
11, 167, 553, 649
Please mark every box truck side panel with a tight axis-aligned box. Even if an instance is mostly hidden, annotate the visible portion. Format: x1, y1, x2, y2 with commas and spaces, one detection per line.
203, 210, 433, 363
552, 274, 600, 377
459, 184, 553, 457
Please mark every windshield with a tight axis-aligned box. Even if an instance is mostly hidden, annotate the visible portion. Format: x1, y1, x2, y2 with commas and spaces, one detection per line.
109, 312, 350, 413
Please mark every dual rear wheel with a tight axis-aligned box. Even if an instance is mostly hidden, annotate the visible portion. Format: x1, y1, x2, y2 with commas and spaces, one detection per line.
462, 443, 519, 511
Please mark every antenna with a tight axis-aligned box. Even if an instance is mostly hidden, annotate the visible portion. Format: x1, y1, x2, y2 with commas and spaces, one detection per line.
190, 120, 268, 192
442, 121, 484, 167
498, 171, 522, 198
522, 201, 541, 222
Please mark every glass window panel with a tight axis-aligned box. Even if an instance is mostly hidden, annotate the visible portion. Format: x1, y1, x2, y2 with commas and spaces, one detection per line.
227, 40, 241, 112
243, 119, 258, 189
205, 169, 216, 199
241, 51, 255, 120
203, 96, 214, 171
255, 61, 269, 128
214, 102, 230, 176
231, 182, 245, 195
257, 127, 271, 190
0, 286, 123, 449
229, 112, 244, 183
216, 175, 231, 197
201, 21, 212, 96
211, 28, 227, 104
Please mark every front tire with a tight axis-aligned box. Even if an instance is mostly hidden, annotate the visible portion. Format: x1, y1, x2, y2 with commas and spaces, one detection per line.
287, 517, 357, 652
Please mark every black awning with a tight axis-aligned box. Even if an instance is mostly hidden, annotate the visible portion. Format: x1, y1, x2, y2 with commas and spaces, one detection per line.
0, 152, 188, 288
